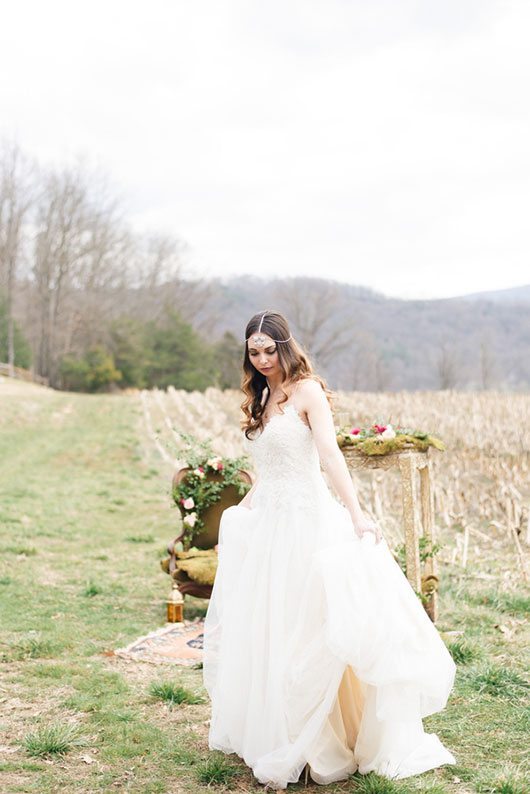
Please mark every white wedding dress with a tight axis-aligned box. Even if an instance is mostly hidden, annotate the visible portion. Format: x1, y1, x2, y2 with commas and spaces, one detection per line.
203, 402, 456, 789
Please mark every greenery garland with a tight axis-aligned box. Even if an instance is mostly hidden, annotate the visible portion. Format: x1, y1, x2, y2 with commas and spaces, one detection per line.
172, 432, 251, 547
336, 422, 444, 456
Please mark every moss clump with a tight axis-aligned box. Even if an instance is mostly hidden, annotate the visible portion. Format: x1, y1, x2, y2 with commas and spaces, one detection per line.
337, 426, 445, 456
161, 547, 218, 586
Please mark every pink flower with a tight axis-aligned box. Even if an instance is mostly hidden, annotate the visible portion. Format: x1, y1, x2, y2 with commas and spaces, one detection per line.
193, 467, 205, 479
183, 512, 197, 527
373, 424, 387, 434
182, 496, 195, 510
350, 427, 361, 435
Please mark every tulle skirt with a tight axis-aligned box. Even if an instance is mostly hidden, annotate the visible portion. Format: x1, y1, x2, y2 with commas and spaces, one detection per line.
203, 492, 456, 789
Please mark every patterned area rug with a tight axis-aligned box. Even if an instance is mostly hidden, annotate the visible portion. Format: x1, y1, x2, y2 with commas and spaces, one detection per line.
114, 620, 204, 666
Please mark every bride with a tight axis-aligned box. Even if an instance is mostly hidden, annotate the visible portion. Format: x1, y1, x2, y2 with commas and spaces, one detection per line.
203, 310, 456, 789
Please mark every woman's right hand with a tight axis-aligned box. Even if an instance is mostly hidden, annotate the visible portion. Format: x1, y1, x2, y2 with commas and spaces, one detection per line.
352, 516, 383, 543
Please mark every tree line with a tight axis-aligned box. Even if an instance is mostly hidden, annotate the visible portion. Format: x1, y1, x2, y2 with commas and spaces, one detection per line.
2, 142, 524, 393
0, 142, 245, 391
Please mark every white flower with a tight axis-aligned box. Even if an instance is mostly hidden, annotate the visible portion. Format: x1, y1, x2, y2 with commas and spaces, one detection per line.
183, 512, 197, 527
207, 457, 223, 470
193, 467, 205, 478
182, 497, 195, 510
381, 424, 396, 439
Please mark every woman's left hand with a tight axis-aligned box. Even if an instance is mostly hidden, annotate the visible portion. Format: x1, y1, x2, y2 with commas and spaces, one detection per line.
352, 516, 383, 544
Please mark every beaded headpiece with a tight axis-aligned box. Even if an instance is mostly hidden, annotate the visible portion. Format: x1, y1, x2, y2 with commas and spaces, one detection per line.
245, 311, 292, 347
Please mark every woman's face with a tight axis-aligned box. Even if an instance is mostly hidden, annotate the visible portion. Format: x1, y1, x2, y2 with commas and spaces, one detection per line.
247, 333, 280, 377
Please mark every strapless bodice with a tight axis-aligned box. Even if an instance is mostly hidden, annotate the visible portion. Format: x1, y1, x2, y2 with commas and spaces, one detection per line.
243, 404, 328, 510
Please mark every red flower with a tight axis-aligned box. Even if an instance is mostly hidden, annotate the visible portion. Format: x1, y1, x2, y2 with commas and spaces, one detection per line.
198, 466, 204, 472
373, 424, 387, 434
350, 427, 361, 435
217, 463, 224, 470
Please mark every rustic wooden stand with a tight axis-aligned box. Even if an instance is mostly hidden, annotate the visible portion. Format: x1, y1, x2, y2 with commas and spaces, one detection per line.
342, 446, 439, 622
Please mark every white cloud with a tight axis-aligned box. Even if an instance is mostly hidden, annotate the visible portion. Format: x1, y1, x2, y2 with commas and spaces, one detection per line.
1, 0, 528, 298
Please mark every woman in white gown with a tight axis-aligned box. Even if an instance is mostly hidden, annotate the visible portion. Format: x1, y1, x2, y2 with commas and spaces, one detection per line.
203, 310, 456, 789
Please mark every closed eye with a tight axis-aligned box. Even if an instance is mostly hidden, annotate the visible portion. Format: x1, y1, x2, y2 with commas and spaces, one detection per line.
250, 347, 276, 356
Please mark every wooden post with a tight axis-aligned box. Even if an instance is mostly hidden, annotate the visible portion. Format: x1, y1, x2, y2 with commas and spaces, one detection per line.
398, 453, 422, 594
419, 462, 438, 621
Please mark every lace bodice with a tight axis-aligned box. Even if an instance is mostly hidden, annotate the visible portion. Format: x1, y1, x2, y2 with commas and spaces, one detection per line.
243, 404, 328, 511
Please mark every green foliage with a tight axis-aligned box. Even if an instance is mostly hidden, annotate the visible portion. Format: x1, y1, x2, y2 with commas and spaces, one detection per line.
109, 310, 224, 391
82, 579, 103, 597
349, 770, 406, 793
475, 764, 529, 793
467, 664, 529, 699
212, 330, 242, 389
148, 680, 204, 705
195, 754, 239, 785
109, 315, 149, 388
1, 635, 59, 662
468, 590, 530, 617
59, 346, 122, 392
0, 292, 32, 368
446, 637, 481, 665
394, 536, 442, 575
143, 311, 216, 390
56, 310, 238, 393
3, 544, 37, 556
168, 746, 199, 765
23, 723, 87, 757
172, 431, 250, 546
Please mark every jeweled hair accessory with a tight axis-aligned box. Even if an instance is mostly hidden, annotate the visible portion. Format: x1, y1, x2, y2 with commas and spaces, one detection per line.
245, 311, 292, 346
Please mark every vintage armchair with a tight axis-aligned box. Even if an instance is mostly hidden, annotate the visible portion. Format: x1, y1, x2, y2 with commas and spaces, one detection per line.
161, 466, 253, 601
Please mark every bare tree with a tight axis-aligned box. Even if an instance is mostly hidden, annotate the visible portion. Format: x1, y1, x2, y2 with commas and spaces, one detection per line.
436, 342, 460, 389
335, 328, 392, 392
123, 232, 215, 333
30, 165, 130, 383
273, 277, 357, 370
479, 334, 497, 389
0, 142, 34, 373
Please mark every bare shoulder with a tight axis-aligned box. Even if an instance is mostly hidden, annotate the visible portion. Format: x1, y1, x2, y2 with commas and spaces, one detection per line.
294, 377, 327, 406
295, 377, 324, 395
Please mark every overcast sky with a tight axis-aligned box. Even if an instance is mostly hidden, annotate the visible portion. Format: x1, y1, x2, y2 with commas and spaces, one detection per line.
1, 0, 528, 299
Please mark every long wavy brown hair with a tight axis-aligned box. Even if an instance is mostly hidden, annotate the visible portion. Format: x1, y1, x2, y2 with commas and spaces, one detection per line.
241, 310, 333, 439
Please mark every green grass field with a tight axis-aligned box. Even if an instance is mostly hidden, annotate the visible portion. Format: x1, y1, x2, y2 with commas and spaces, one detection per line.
0, 381, 528, 793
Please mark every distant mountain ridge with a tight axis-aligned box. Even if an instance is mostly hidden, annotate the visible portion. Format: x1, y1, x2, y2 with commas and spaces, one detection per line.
203, 276, 530, 391
451, 284, 530, 304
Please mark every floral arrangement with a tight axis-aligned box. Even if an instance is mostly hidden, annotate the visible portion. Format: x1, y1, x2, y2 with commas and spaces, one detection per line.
336, 422, 445, 456
172, 432, 251, 547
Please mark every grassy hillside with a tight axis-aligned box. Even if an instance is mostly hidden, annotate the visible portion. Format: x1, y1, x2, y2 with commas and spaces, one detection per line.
0, 381, 528, 793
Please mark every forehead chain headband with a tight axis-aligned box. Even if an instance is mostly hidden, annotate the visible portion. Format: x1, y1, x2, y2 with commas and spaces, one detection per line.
245, 311, 292, 347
